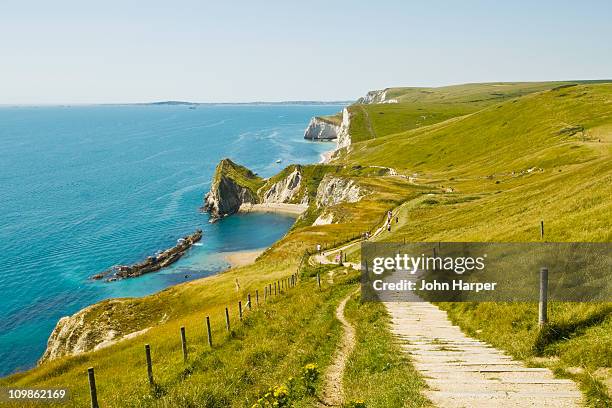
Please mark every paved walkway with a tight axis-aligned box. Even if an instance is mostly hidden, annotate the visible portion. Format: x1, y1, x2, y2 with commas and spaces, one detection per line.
385, 300, 582, 407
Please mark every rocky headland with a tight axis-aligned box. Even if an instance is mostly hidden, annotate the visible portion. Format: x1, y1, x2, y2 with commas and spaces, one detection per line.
91, 229, 202, 281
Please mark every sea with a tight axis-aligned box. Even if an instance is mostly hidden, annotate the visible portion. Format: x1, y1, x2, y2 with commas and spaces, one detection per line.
0, 103, 342, 376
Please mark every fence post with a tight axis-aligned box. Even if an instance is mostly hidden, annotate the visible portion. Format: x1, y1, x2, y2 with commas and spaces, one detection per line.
540, 220, 545, 240
539, 267, 548, 326
225, 307, 231, 332
256, 289, 259, 306
206, 316, 213, 347
239, 301, 243, 321
247, 293, 252, 311
87, 367, 99, 408
180, 326, 188, 362
145, 344, 154, 386
317, 273, 321, 289
274, 282, 277, 295
264, 286, 268, 302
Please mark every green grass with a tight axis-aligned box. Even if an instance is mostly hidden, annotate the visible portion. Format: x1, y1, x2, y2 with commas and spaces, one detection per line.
346, 81, 595, 144
3, 274, 357, 407
213, 158, 265, 194
317, 112, 343, 126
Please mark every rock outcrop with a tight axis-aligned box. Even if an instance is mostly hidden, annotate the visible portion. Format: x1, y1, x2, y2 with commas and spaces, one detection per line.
203, 159, 264, 221
303, 117, 340, 140
261, 166, 305, 204
336, 108, 352, 150
356, 88, 399, 104
315, 175, 366, 208
40, 299, 166, 363
203, 161, 313, 221
313, 209, 335, 225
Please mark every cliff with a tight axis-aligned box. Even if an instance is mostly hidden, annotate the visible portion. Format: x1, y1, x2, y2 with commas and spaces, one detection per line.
335, 108, 352, 150
40, 298, 167, 363
303, 115, 341, 140
259, 165, 308, 204
315, 174, 366, 208
356, 88, 398, 104
203, 159, 265, 221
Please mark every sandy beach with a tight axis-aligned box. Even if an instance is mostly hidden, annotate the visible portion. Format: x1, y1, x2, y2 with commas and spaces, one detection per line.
239, 203, 307, 215
222, 249, 265, 267
320, 149, 335, 164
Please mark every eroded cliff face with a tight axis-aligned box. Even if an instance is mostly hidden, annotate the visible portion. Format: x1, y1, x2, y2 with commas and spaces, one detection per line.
336, 108, 352, 150
356, 89, 398, 104
40, 299, 165, 364
303, 117, 339, 140
203, 159, 263, 221
203, 176, 259, 220
315, 174, 366, 208
261, 167, 305, 204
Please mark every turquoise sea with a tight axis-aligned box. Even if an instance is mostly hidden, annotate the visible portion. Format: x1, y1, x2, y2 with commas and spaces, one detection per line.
0, 104, 342, 376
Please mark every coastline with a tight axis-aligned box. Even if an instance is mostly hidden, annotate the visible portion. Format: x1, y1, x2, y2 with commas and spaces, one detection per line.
222, 248, 265, 267
319, 149, 334, 164
15, 107, 336, 376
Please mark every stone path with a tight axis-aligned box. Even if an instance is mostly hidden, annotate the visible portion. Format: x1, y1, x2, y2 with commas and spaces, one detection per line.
385, 301, 583, 407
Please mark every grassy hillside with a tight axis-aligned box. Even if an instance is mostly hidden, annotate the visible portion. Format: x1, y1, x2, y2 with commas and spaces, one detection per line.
338, 82, 612, 404
346, 81, 608, 143
2, 81, 610, 406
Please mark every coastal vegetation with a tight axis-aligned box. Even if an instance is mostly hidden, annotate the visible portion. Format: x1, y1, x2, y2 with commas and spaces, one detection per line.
2, 81, 611, 406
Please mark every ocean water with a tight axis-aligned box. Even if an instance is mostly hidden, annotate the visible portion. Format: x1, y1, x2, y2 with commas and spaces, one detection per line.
0, 104, 341, 376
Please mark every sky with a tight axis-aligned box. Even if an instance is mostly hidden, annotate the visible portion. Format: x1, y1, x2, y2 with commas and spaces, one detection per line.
1, 0, 611, 104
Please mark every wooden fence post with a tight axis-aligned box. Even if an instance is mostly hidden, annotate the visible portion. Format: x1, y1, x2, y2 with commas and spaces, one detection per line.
225, 307, 231, 332
180, 326, 188, 362
206, 316, 213, 347
256, 289, 259, 306
540, 220, 545, 240
145, 344, 154, 386
539, 267, 548, 326
87, 367, 99, 408
247, 293, 252, 310
264, 286, 268, 302
317, 273, 321, 289
274, 282, 277, 295
239, 301, 243, 321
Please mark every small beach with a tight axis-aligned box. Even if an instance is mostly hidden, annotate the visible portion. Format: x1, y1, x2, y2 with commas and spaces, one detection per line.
239, 203, 308, 215
222, 249, 265, 267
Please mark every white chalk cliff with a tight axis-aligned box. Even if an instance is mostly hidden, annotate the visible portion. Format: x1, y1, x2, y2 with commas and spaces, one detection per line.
356, 89, 398, 104
260, 167, 306, 204
303, 117, 339, 140
315, 175, 366, 208
336, 108, 352, 150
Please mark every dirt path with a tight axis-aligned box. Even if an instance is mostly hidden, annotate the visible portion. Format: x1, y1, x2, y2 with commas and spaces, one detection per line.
386, 300, 583, 407
320, 291, 357, 406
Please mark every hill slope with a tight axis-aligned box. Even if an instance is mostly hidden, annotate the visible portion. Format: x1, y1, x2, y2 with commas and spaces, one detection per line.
2, 81, 610, 407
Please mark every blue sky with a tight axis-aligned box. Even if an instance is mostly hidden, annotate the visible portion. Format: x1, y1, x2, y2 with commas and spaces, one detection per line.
1, 0, 610, 103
